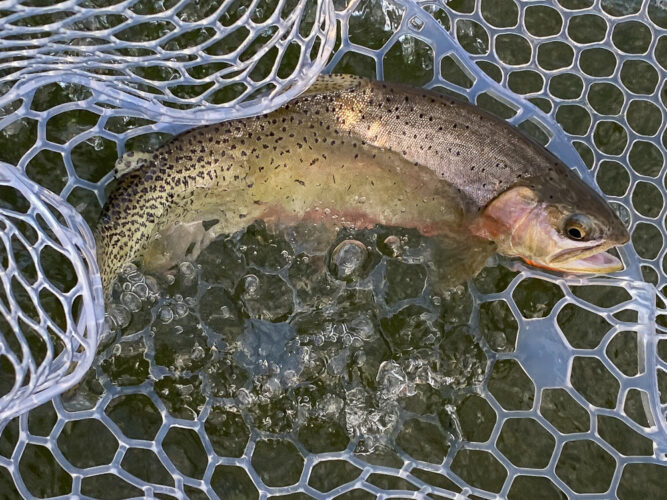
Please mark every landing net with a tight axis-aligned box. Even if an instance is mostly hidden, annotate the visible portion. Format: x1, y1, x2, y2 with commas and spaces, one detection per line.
0, 0, 666, 498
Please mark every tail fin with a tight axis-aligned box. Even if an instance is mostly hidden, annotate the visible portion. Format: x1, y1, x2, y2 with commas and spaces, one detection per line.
114, 151, 154, 178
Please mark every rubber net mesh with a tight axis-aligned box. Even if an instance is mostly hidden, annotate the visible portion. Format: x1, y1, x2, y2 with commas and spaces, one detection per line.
0, 0, 666, 498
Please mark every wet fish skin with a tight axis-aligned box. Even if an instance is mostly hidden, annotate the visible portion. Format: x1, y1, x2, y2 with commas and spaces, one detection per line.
96, 75, 628, 295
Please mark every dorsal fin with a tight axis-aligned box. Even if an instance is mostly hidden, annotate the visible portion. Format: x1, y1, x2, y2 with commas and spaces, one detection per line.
114, 151, 154, 178
300, 74, 367, 96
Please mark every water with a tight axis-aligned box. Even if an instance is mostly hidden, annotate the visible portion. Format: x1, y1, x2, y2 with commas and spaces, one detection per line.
45, 219, 649, 497
102, 221, 484, 443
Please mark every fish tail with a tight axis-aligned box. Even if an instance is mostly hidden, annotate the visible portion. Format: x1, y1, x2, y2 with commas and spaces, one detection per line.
114, 151, 154, 178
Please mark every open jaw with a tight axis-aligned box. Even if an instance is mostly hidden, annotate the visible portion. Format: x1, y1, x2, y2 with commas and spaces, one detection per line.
545, 242, 624, 273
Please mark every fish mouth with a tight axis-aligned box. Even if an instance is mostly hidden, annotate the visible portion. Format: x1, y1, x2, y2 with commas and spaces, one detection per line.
546, 243, 624, 273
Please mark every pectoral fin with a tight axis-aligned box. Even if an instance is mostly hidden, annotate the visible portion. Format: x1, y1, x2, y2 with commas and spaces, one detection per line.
427, 234, 496, 293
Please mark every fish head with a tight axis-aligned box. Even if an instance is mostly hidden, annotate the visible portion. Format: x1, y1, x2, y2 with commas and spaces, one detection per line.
475, 175, 630, 274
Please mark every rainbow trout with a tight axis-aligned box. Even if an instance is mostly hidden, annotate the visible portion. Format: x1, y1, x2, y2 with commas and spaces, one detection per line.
96, 75, 629, 295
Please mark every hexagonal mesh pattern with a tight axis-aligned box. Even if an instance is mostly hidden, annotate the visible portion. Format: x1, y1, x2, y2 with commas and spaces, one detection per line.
1, 0, 667, 499
0, 0, 335, 124
0, 166, 103, 421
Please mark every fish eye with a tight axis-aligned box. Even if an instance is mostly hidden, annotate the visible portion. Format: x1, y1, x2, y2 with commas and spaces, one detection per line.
564, 214, 591, 241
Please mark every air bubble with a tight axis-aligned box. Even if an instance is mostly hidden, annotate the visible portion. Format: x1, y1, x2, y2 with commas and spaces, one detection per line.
121, 263, 138, 276
610, 202, 631, 228
179, 261, 196, 280
377, 360, 415, 399
108, 304, 131, 329
353, 351, 366, 366
145, 276, 160, 296
191, 343, 205, 361
159, 307, 174, 324
120, 291, 141, 312
173, 301, 188, 318
242, 274, 259, 295
236, 388, 253, 406
127, 271, 143, 284
283, 369, 298, 386
132, 282, 148, 300
381, 235, 402, 257
329, 240, 368, 280
262, 377, 282, 397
